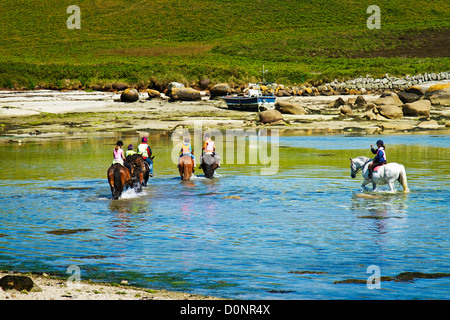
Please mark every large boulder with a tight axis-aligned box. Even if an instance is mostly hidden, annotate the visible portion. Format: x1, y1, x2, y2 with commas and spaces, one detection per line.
120, 88, 139, 102
374, 105, 403, 119
259, 109, 284, 124
397, 92, 420, 104
169, 87, 202, 101
333, 97, 345, 108
354, 95, 366, 108
424, 83, 450, 106
275, 101, 306, 115
402, 99, 431, 117
209, 83, 232, 99
147, 89, 161, 99
0, 275, 42, 292
417, 119, 440, 129
373, 92, 403, 107
166, 82, 185, 96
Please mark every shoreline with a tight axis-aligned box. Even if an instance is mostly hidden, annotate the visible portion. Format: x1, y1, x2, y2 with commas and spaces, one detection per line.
1, 89, 449, 139
0, 270, 223, 300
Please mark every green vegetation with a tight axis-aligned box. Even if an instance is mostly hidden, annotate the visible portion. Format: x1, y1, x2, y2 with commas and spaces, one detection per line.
0, 0, 449, 89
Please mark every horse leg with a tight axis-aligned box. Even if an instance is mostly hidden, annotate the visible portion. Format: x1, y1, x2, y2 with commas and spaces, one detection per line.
361, 179, 370, 191
387, 181, 396, 192
372, 182, 377, 192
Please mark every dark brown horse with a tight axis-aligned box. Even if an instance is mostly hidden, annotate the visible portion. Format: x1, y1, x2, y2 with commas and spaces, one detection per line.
200, 153, 219, 179
126, 154, 148, 188
107, 155, 146, 200
178, 154, 194, 181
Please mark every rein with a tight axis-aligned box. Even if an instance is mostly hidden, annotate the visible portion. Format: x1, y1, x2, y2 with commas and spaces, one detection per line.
353, 159, 371, 174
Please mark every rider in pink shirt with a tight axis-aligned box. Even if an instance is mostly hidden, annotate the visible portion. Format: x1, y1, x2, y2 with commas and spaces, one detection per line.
113, 140, 132, 173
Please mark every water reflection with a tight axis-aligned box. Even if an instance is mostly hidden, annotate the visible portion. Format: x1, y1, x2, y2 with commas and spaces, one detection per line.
351, 192, 409, 236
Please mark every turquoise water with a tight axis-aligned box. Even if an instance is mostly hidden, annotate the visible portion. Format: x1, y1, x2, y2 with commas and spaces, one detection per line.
0, 133, 449, 299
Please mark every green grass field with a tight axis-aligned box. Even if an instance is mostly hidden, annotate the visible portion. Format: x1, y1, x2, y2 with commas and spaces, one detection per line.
0, 0, 449, 89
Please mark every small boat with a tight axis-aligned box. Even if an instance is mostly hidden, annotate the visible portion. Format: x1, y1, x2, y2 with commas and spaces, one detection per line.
221, 83, 276, 112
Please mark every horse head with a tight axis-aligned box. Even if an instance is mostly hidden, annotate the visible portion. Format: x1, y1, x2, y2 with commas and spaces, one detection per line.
350, 157, 361, 179
350, 156, 370, 179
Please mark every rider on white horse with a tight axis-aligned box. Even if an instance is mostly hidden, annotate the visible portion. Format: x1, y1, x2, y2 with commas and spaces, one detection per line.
350, 155, 409, 193
368, 140, 387, 180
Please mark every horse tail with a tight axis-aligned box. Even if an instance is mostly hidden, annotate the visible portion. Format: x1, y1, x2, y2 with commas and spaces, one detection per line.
398, 165, 409, 193
113, 166, 123, 199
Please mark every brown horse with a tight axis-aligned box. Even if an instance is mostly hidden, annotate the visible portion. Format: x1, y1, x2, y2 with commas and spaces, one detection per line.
126, 154, 147, 188
107, 155, 146, 199
107, 164, 132, 200
178, 154, 194, 181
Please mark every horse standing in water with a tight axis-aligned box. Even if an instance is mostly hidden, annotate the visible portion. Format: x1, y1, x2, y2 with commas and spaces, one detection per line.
200, 153, 219, 178
127, 153, 150, 187
107, 154, 146, 199
350, 156, 409, 192
178, 154, 194, 181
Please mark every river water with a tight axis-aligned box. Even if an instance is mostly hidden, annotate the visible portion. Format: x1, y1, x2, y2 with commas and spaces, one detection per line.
0, 131, 449, 299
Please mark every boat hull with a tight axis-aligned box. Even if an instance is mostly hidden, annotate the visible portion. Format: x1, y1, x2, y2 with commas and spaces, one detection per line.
221, 96, 276, 111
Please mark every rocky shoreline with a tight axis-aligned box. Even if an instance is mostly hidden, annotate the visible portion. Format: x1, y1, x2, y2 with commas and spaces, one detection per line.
0, 75, 449, 139
0, 271, 222, 300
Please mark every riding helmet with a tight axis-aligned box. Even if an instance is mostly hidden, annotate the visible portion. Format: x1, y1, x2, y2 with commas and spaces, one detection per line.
142, 137, 148, 142
376, 140, 384, 146
128, 144, 133, 150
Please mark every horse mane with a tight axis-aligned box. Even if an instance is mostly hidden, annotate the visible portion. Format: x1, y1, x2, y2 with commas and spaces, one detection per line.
126, 153, 143, 163
355, 156, 370, 163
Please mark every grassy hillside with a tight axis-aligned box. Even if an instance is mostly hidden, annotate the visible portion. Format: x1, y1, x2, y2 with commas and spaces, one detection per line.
0, 0, 449, 89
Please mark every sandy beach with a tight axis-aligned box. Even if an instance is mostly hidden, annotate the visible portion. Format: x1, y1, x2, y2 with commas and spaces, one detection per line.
1, 89, 449, 139
0, 271, 222, 300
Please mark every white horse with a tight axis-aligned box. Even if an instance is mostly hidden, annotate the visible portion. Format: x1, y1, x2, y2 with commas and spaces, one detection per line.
349, 156, 409, 193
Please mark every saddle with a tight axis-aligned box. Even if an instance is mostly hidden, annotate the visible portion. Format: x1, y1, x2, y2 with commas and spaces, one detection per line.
372, 165, 383, 172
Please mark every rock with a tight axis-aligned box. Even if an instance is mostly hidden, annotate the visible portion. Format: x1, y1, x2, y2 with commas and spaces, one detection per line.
365, 110, 387, 121
339, 104, 353, 116
397, 92, 420, 104
275, 101, 306, 115
347, 97, 356, 106
169, 87, 202, 101
147, 89, 161, 99
120, 88, 139, 102
276, 89, 291, 97
333, 97, 345, 108
406, 83, 434, 95
259, 109, 284, 124
354, 95, 366, 108
374, 105, 403, 119
379, 123, 414, 131
373, 92, 403, 107
209, 83, 232, 99
166, 82, 185, 96
402, 100, 431, 117
302, 87, 313, 96
417, 120, 440, 129
0, 275, 42, 292
424, 83, 450, 106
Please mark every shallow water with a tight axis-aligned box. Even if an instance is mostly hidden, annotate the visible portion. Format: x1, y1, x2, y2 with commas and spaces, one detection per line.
0, 132, 449, 299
